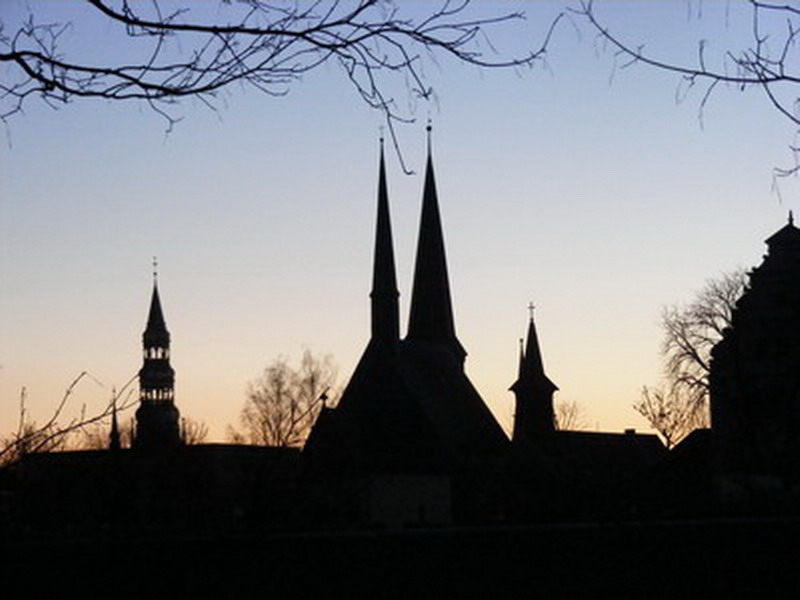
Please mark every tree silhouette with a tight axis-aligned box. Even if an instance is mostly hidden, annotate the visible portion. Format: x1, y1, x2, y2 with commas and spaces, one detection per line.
574, 1, 800, 176
554, 399, 588, 431
181, 417, 210, 445
637, 269, 747, 448
0, 1, 560, 171
0, 372, 137, 466
233, 350, 339, 447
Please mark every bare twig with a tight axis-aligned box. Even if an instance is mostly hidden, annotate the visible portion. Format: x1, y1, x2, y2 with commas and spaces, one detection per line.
573, 0, 800, 177
0, 1, 561, 173
0, 372, 138, 465
637, 270, 746, 447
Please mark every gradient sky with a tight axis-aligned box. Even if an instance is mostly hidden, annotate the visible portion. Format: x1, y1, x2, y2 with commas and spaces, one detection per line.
2, 1, 798, 442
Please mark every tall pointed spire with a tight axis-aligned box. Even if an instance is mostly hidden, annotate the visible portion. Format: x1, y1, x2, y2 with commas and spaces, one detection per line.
521, 304, 555, 388
511, 307, 557, 444
135, 268, 181, 449
406, 126, 466, 363
370, 137, 400, 346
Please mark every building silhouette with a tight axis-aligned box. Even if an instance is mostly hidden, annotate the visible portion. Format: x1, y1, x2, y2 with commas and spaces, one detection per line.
710, 212, 800, 497
510, 309, 558, 446
5, 140, 800, 598
304, 134, 508, 524
4, 137, 800, 549
134, 278, 182, 449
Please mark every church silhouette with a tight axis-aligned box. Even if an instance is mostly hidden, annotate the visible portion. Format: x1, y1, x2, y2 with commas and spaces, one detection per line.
3, 135, 800, 595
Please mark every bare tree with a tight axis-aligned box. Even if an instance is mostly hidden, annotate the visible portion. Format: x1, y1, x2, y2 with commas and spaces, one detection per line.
0, 1, 561, 171
634, 386, 708, 451
0, 372, 138, 466
76, 422, 115, 450
574, 1, 800, 177
554, 399, 588, 431
181, 417, 209, 445
637, 269, 747, 448
233, 350, 339, 447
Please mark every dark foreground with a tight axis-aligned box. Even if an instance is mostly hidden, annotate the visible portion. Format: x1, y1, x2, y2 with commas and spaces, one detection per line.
6, 518, 799, 598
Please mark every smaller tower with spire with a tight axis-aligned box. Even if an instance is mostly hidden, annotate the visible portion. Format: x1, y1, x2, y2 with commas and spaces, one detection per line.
135, 261, 182, 449
109, 390, 121, 451
511, 304, 558, 445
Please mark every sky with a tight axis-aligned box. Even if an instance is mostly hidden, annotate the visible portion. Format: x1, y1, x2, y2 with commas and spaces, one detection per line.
2, 1, 799, 442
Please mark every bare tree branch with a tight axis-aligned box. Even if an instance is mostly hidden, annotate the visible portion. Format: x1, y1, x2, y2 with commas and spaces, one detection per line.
635, 385, 709, 450
573, 0, 800, 177
0, 1, 561, 173
637, 269, 746, 448
0, 372, 138, 466
554, 399, 588, 431
232, 350, 339, 447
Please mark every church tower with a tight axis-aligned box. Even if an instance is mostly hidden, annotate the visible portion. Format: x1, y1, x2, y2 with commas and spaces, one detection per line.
511, 307, 558, 445
135, 269, 182, 449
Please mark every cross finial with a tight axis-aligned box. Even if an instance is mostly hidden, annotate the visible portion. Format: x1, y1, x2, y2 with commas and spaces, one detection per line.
528, 301, 535, 321
790, 210, 794, 226
426, 118, 432, 152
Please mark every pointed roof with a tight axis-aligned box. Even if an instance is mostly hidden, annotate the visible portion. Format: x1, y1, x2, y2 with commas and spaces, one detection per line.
406, 130, 466, 361
370, 139, 400, 345
511, 312, 558, 393
143, 282, 170, 347
109, 395, 121, 451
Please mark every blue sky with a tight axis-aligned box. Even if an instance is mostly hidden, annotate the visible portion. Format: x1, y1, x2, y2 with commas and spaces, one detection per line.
2, 1, 798, 440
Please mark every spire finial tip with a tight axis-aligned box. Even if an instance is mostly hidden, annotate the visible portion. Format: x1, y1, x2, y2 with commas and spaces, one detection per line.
426, 119, 432, 148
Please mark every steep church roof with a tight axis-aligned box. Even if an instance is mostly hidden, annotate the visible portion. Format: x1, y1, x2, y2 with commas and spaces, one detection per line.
306, 136, 507, 477
406, 129, 466, 363
511, 311, 558, 394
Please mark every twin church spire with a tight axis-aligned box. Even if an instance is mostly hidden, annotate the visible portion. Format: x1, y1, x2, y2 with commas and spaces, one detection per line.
370, 139, 400, 346
369, 130, 464, 362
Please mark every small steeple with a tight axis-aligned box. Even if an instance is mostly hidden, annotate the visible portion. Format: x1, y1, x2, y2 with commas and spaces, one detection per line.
109, 390, 121, 451
511, 306, 558, 444
370, 137, 400, 346
520, 304, 557, 391
406, 126, 466, 363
